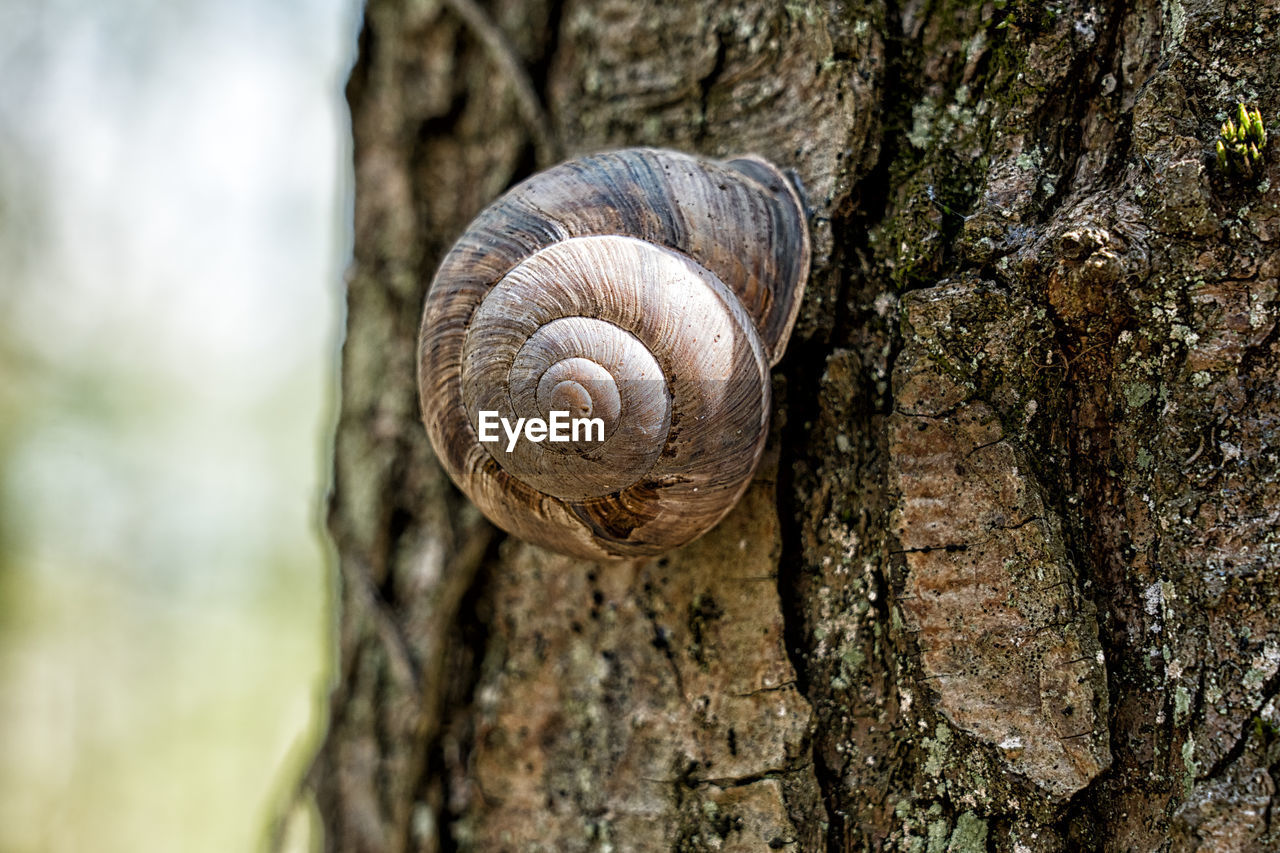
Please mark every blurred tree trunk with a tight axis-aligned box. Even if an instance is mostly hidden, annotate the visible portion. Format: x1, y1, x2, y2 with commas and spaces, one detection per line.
304, 0, 1280, 849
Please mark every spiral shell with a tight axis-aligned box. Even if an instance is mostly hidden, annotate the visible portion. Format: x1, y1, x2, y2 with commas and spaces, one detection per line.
418, 148, 809, 560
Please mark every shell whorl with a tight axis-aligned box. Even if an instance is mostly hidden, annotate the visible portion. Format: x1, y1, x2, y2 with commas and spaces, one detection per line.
419, 148, 809, 560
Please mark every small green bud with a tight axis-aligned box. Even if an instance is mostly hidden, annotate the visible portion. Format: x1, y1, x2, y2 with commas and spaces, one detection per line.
1216, 103, 1267, 180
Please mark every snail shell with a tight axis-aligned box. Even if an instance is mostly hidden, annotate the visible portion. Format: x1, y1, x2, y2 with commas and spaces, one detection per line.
418, 148, 809, 560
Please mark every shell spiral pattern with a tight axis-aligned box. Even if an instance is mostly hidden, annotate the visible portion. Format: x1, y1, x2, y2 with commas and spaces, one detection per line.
418, 148, 810, 560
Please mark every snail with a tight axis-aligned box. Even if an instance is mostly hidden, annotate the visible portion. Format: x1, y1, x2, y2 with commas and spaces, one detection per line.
417, 148, 810, 560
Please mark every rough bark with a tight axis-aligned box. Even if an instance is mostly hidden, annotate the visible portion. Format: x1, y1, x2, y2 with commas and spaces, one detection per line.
305, 0, 1280, 850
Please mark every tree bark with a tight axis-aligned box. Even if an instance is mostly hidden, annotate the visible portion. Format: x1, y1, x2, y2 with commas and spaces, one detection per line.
305, 0, 1280, 849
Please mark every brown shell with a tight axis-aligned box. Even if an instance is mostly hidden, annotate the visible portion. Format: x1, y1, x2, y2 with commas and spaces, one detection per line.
418, 148, 809, 560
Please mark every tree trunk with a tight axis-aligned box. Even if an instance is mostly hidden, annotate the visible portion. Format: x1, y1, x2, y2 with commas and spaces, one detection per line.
305, 0, 1280, 849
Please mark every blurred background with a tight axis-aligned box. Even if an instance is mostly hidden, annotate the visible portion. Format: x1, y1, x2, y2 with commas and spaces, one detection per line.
0, 0, 360, 850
